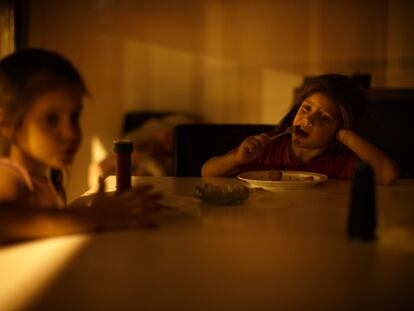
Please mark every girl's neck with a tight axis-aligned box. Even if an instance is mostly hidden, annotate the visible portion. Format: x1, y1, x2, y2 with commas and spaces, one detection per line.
9, 145, 49, 178
289, 142, 326, 164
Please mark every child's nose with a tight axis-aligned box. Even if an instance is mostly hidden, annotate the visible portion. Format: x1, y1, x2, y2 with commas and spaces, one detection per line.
303, 116, 313, 127
60, 124, 79, 140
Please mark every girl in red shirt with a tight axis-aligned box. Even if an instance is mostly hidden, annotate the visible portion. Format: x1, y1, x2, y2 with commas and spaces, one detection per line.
202, 74, 399, 185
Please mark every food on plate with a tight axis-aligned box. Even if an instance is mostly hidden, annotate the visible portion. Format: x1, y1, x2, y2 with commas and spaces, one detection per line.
238, 170, 327, 191
283, 174, 314, 181
268, 169, 282, 181
268, 169, 314, 181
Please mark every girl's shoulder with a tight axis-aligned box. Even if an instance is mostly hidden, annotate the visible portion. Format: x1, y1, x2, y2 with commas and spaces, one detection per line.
0, 159, 33, 203
0, 159, 33, 189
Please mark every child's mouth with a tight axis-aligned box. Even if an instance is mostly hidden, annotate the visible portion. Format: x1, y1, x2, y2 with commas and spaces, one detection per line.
293, 125, 309, 138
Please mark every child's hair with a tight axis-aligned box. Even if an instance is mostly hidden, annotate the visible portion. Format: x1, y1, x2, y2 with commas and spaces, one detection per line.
274, 74, 367, 136
0, 48, 88, 204
0, 48, 88, 135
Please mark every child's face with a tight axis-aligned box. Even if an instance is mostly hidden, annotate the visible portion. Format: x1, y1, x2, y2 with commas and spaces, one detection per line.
292, 92, 341, 149
14, 86, 83, 169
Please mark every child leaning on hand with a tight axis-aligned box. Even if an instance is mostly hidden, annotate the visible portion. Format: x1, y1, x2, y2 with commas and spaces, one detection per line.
0, 48, 162, 243
201, 74, 399, 185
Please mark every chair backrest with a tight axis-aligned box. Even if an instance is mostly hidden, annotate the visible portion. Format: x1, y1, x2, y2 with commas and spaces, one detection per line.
356, 88, 414, 178
122, 111, 177, 133
173, 124, 275, 177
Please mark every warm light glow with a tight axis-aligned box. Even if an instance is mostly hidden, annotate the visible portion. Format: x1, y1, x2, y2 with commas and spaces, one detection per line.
88, 136, 108, 188
0, 236, 90, 311
91, 136, 108, 164
0, 4, 15, 58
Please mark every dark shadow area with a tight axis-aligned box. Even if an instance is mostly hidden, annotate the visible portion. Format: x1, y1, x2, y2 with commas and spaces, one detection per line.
173, 123, 275, 177
357, 88, 414, 178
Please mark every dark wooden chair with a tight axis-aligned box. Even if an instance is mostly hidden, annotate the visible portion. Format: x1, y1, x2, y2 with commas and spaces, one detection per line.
122, 111, 176, 134
173, 124, 275, 177
356, 88, 414, 178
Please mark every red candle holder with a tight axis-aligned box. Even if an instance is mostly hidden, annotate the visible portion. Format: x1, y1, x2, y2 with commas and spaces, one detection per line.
113, 139, 133, 194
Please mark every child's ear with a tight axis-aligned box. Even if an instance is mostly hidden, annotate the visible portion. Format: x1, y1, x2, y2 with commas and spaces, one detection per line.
0, 108, 5, 130
0, 108, 13, 138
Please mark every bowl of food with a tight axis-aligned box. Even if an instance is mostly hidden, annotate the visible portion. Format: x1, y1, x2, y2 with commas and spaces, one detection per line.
195, 183, 250, 204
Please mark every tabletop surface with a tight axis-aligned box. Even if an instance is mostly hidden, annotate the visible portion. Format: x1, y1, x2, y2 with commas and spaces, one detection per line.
1, 176, 414, 311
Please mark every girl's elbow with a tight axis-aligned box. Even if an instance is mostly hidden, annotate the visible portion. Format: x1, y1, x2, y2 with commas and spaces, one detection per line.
201, 164, 215, 177
377, 164, 400, 186
200, 167, 209, 177
377, 175, 397, 186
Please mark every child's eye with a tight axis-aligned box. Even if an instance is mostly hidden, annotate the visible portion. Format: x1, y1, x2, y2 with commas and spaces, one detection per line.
321, 115, 331, 123
302, 104, 311, 112
45, 113, 59, 127
70, 110, 81, 125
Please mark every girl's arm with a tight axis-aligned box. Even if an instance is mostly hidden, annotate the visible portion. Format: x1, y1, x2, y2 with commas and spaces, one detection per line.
0, 170, 21, 202
0, 204, 107, 242
201, 133, 269, 177
201, 152, 243, 177
336, 129, 400, 185
0, 182, 162, 243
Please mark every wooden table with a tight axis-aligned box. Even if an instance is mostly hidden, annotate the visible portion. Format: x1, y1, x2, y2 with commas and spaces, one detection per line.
1, 177, 414, 310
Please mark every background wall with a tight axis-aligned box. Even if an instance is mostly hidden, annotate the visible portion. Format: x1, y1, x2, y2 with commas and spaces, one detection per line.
25, 0, 414, 200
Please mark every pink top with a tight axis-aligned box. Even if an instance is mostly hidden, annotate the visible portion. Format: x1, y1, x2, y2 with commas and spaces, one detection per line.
237, 134, 359, 179
0, 158, 64, 208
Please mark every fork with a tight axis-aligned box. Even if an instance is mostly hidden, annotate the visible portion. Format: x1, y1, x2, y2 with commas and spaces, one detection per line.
269, 126, 294, 141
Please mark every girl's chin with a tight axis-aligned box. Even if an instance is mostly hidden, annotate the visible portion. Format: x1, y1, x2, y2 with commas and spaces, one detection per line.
292, 136, 316, 149
52, 158, 74, 168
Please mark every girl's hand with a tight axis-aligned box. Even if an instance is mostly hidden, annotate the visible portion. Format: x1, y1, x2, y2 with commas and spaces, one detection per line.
336, 128, 354, 146
235, 133, 270, 165
91, 177, 163, 229
335, 129, 400, 185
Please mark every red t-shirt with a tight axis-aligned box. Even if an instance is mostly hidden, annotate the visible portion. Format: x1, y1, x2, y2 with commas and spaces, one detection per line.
239, 134, 359, 179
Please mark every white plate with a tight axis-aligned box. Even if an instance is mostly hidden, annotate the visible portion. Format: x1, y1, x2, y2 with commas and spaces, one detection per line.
237, 170, 328, 191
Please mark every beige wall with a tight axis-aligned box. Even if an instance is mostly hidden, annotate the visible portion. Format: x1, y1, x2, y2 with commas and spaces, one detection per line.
26, 0, 414, 200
